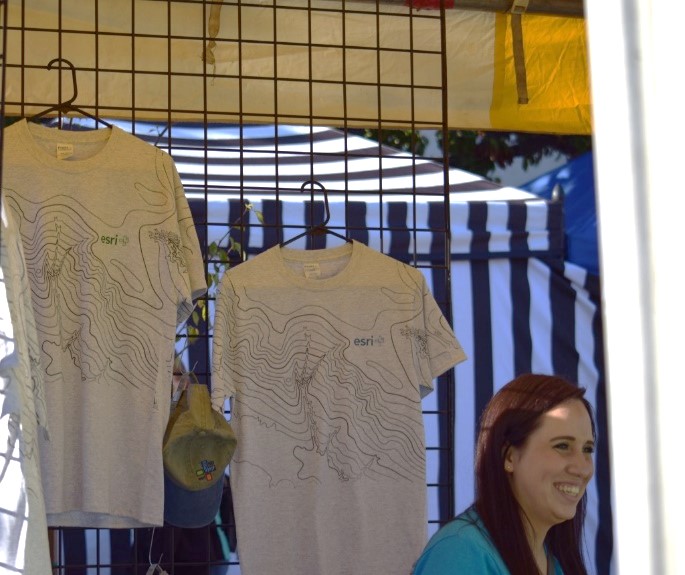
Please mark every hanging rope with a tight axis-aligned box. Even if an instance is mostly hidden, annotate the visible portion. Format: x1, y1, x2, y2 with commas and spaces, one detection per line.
202, 1, 223, 74
510, 0, 529, 104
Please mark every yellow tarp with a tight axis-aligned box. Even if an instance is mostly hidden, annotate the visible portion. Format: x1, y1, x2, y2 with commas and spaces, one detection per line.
490, 13, 590, 133
2, 0, 591, 134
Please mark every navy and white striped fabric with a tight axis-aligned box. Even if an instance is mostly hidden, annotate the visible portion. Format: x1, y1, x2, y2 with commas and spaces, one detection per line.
140, 122, 612, 575
449, 201, 612, 575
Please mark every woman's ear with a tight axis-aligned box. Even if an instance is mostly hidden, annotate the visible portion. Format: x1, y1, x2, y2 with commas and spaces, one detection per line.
503, 446, 514, 473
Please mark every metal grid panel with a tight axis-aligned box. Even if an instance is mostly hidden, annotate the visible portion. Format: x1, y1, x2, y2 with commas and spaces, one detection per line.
1, 1, 454, 572
3, 0, 449, 128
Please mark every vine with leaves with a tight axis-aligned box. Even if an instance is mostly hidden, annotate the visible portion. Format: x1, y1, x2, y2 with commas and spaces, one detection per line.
175, 201, 263, 361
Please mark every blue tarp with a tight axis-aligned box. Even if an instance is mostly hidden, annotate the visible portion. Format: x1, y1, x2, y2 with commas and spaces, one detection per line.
520, 151, 599, 276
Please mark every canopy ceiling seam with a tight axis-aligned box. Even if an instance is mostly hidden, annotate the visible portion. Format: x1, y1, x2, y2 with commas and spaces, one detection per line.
330, 0, 584, 18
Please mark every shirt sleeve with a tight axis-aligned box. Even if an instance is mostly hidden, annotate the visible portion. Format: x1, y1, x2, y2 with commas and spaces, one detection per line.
1, 203, 49, 438
418, 272, 467, 398
210, 274, 236, 413
166, 151, 207, 325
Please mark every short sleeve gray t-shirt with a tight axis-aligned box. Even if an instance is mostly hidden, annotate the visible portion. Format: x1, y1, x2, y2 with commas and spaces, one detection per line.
212, 241, 466, 574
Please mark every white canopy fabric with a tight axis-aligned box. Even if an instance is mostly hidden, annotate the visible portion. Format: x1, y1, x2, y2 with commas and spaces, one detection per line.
2, 0, 591, 134
587, 1, 685, 573
141, 122, 537, 199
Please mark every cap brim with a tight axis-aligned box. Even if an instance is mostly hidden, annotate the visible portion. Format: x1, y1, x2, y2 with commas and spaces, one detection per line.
163, 470, 223, 528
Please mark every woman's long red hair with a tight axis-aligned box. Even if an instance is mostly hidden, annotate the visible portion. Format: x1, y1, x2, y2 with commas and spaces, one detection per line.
474, 373, 595, 575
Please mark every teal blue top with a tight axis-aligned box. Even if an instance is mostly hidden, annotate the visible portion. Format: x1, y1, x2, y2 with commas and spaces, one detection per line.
412, 507, 564, 574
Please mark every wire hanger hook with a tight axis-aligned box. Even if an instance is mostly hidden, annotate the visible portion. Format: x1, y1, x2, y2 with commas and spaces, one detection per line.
28, 58, 112, 128
46, 57, 78, 107
280, 180, 351, 248
301, 179, 331, 228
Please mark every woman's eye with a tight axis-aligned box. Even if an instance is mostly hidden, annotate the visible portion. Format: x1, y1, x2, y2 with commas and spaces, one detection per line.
554, 443, 569, 450
583, 445, 595, 454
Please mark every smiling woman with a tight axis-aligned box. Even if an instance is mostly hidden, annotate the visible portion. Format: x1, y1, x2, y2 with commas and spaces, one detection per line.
412, 374, 596, 575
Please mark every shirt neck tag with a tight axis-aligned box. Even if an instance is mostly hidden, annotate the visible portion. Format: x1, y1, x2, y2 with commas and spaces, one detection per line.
303, 262, 321, 279
56, 143, 74, 160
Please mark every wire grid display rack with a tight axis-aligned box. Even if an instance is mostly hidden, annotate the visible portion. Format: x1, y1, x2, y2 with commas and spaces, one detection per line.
1, 1, 455, 572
